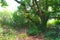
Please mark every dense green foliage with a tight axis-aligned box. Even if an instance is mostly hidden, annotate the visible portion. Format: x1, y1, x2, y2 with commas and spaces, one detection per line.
0, 0, 8, 7
0, 9, 12, 25
0, 0, 60, 40
13, 0, 60, 35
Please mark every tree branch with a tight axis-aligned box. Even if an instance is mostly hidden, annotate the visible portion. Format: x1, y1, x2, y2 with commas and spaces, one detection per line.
15, 0, 20, 3
15, 0, 25, 6
34, 0, 43, 17
34, 0, 40, 11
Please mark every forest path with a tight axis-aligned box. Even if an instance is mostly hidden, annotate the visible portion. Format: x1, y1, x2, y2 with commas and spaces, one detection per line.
16, 27, 44, 40
2, 25, 45, 40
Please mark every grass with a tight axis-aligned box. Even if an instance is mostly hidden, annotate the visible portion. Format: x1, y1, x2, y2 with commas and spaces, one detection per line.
0, 25, 17, 40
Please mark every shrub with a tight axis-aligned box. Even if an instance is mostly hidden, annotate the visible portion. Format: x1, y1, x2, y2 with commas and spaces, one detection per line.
0, 9, 13, 26
27, 25, 41, 36
47, 19, 60, 28
13, 11, 28, 28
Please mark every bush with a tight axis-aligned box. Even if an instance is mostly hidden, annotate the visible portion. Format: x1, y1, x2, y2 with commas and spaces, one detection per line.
47, 19, 60, 28
13, 11, 41, 29
0, 9, 13, 26
13, 11, 28, 29
45, 30, 56, 38
27, 24, 41, 36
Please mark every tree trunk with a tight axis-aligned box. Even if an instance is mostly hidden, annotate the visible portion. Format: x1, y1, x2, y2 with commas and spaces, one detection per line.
40, 15, 48, 32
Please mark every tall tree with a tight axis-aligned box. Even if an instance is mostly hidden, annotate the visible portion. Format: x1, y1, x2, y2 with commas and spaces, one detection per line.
15, 0, 60, 32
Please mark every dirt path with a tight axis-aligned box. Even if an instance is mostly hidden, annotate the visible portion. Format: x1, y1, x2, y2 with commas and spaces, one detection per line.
16, 27, 44, 40
2, 25, 45, 40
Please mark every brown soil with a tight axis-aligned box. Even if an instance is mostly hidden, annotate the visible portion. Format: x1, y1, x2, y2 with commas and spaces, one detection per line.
16, 27, 44, 40
2, 25, 45, 40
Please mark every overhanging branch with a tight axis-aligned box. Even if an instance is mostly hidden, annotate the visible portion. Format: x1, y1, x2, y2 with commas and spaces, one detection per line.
34, 0, 44, 17
15, 0, 20, 3
34, 0, 40, 11
15, 0, 25, 6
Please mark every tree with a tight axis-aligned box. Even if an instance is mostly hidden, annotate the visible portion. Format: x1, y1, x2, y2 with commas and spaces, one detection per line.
14, 0, 60, 32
